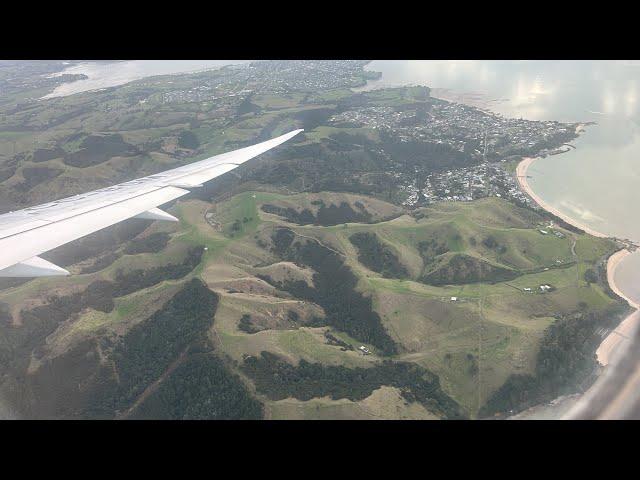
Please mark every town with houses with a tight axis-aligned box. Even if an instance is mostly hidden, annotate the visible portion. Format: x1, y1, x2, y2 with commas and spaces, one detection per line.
142, 60, 580, 213
329, 97, 577, 162
400, 161, 533, 207
329, 86, 579, 209
155, 60, 377, 105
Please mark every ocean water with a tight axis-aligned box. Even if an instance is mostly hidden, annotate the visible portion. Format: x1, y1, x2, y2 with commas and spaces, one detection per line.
360, 60, 640, 304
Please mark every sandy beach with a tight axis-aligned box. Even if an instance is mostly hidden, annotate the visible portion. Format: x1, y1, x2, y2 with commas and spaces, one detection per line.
596, 249, 640, 366
516, 155, 640, 368
597, 310, 640, 366
606, 249, 640, 310
515, 156, 608, 238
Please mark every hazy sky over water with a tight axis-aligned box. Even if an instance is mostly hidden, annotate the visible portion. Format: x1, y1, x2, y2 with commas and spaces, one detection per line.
43, 60, 250, 98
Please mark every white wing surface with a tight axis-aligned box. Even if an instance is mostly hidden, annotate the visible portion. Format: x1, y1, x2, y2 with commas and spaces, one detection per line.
0, 129, 303, 277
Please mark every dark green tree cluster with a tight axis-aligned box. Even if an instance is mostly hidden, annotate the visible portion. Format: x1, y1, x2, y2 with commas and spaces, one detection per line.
263, 228, 398, 355
481, 235, 507, 254
480, 302, 630, 417
64, 133, 138, 167
238, 314, 261, 334
583, 268, 598, 285
109, 279, 219, 412
12, 278, 267, 419
349, 232, 408, 279
417, 238, 449, 266
80, 252, 121, 274
242, 351, 465, 419
421, 254, 518, 285
263, 201, 375, 226
177, 130, 200, 150
18, 166, 63, 190
124, 232, 170, 255
132, 354, 263, 420
111, 246, 204, 297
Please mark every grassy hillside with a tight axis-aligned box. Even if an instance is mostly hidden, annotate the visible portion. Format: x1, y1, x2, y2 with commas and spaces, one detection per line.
0, 62, 614, 419
250, 195, 618, 415
265, 192, 610, 417
0, 190, 619, 419
0, 187, 614, 418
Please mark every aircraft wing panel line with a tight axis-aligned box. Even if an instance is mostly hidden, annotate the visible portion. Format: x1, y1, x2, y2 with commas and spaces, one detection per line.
0, 186, 189, 272
0, 184, 168, 241
0, 256, 70, 277
0, 129, 303, 276
0, 129, 303, 241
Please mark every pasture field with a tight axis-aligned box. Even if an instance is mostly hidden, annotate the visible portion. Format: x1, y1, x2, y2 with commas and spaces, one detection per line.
0, 185, 620, 418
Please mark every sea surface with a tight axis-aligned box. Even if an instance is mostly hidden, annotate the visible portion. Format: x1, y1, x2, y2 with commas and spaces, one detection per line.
360, 60, 640, 304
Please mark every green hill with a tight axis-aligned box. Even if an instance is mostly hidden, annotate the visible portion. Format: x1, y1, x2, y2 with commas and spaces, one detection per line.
0, 189, 623, 419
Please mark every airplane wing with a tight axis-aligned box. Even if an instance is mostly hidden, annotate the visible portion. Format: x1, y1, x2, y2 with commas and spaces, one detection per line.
0, 129, 303, 277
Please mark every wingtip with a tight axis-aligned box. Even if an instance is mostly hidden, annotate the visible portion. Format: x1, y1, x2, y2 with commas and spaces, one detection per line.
274, 128, 304, 143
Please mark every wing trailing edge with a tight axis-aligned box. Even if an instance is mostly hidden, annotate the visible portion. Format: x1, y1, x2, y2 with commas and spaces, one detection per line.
0, 256, 69, 277
0, 129, 303, 277
134, 208, 179, 222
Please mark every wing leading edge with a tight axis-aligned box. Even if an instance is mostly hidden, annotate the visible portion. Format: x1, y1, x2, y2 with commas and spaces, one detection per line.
0, 129, 303, 277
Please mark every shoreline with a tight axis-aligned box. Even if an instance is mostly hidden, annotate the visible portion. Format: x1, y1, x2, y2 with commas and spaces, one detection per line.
516, 154, 640, 368
515, 156, 608, 239
596, 249, 640, 366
